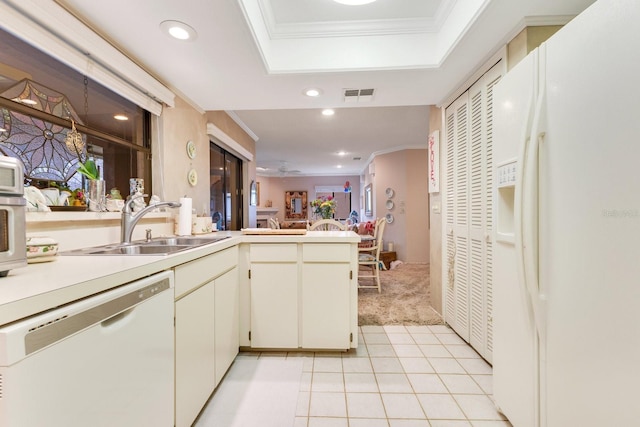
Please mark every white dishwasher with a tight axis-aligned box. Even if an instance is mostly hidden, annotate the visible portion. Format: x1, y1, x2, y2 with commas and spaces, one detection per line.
0, 270, 175, 427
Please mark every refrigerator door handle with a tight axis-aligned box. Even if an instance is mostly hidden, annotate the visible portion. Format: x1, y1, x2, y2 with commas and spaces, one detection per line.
524, 83, 547, 342
514, 92, 537, 327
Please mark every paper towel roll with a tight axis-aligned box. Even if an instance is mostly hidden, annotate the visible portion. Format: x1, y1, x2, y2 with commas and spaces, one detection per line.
178, 197, 192, 236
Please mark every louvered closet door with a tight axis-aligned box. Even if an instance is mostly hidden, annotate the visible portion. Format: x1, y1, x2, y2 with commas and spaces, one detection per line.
444, 93, 471, 341
467, 63, 502, 363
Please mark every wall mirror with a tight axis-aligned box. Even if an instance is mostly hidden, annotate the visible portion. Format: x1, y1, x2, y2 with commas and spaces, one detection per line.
285, 191, 307, 219
364, 184, 373, 217
250, 180, 258, 206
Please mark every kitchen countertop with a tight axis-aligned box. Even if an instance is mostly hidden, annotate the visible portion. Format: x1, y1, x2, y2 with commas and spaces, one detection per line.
0, 230, 360, 327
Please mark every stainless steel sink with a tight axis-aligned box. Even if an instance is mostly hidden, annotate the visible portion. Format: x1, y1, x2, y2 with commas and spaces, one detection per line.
61, 235, 230, 256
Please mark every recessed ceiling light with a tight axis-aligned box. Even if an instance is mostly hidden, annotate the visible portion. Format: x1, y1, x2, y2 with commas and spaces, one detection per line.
322, 109, 335, 116
336, 165, 343, 169
114, 114, 129, 121
337, 151, 347, 156
160, 20, 198, 41
333, 0, 376, 5
304, 88, 322, 97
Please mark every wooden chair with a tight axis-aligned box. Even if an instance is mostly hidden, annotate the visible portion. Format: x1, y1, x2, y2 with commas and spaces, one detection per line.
309, 219, 347, 231
358, 219, 386, 293
268, 217, 280, 229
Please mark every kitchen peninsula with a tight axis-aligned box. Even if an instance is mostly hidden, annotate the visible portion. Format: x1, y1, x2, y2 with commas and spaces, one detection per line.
0, 229, 360, 427
0, 230, 360, 348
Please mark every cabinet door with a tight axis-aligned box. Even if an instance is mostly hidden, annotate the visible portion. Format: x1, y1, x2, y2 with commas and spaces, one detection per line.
250, 263, 298, 348
301, 262, 350, 349
214, 267, 239, 386
175, 281, 215, 427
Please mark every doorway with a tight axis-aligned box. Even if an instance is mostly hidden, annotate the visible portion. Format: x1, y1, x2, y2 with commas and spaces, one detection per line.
210, 143, 243, 230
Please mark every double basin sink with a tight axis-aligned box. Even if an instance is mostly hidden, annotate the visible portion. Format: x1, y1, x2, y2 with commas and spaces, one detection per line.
62, 236, 230, 256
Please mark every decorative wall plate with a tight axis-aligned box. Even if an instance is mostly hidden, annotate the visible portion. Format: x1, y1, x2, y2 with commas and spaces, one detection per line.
188, 168, 198, 186
186, 140, 196, 159
385, 187, 395, 198
385, 213, 394, 223
386, 200, 394, 210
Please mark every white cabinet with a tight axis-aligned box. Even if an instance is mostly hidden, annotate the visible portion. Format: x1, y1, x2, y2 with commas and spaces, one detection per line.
214, 266, 239, 386
247, 242, 357, 350
249, 244, 298, 348
301, 244, 351, 349
175, 281, 215, 427
443, 61, 503, 363
174, 246, 238, 427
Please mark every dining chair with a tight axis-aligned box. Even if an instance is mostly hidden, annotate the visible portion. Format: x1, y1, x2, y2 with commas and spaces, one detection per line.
268, 217, 280, 229
358, 218, 386, 293
309, 219, 347, 231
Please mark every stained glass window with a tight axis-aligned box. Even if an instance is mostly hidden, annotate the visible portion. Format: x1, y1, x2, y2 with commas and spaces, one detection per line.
0, 27, 151, 198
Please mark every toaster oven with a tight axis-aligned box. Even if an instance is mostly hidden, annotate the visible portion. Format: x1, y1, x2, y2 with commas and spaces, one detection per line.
0, 155, 26, 277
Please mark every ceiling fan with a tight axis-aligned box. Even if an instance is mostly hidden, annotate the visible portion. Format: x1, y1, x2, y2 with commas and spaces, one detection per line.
277, 162, 301, 176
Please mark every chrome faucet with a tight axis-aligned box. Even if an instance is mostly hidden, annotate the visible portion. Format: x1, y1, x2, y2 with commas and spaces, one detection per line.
121, 194, 181, 244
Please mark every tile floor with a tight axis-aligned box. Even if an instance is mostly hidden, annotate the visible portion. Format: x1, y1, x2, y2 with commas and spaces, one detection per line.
202, 325, 513, 427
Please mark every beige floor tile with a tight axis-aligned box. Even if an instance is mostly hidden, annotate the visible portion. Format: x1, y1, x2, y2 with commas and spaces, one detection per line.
367, 344, 397, 357
308, 417, 349, 427
471, 375, 493, 395
342, 357, 373, 373
309, 392, 347, 417
429, 421, 472, 427
376, 373, 414, 393
406, 373, 448, 394
387, 333, 416, 344
439, 374, 484, 394
427, 358, 466, 374
418, 344, 452, 358
371, 357, 404, 373
412, 334, 440, 345
405, 325, 432, 334
350, 418, 391, 427
346, 392, 387, 418
444, 344, 481, 359
344, 373, 379, 393
416, 393, 466, 420
381, 393, 427, 419
399, 357, 435, 374
457, 358, 493, 375
361, 325, 385, 333
388, 420, 430, 427
384, 325, 409, 334
314, 357, 344, 373
393, 344, 424, 358
435, 333, 467, 345
297, 391, 310, 416
364, 333, 392, 345
453, 395, 506, 420
311, 372, 344, 392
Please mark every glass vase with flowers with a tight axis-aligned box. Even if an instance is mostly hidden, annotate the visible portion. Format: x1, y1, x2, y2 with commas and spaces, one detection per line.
310, 196, 337, 219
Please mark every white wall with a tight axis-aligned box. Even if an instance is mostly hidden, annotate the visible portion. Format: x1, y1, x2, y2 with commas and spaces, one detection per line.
257, 175, 361, 223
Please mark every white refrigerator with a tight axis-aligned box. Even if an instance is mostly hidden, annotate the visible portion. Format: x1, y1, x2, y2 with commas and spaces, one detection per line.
492, 1, 640, 426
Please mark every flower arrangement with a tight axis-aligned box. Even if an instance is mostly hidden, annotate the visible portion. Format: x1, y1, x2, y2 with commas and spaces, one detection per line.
310, 196, 337, 219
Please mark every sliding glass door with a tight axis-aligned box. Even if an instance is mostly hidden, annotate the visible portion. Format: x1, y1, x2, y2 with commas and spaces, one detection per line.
210, 143, 243, 230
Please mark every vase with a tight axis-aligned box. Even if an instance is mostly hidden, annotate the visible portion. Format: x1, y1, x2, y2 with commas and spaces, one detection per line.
87, 179, 106, 212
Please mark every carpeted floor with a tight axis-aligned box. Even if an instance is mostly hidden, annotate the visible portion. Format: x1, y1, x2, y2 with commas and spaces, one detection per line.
358, 262, 443, 326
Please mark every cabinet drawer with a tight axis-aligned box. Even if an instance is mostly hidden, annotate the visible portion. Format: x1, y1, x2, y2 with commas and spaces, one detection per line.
303, 244, 350, 263
175, 246, 238, 298
250, 243, 297, 262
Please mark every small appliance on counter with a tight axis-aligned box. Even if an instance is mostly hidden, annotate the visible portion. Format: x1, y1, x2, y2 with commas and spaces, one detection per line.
0, 156, 27, 277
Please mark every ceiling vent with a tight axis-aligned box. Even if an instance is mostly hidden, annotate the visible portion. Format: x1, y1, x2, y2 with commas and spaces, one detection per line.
343, 88, 375, 103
